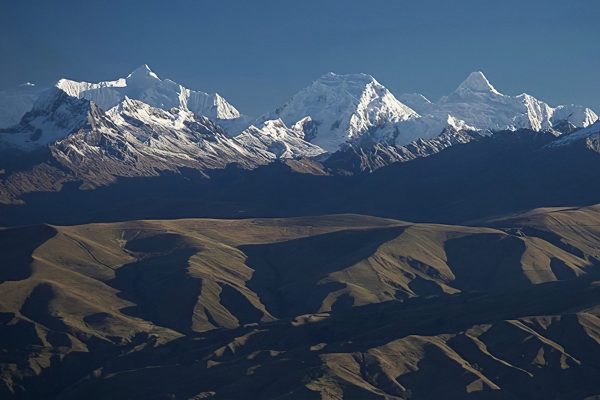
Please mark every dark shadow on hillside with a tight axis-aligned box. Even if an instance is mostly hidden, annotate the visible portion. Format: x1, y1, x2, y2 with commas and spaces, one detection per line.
109, 233, 202, 333
241, 226, 406, 318
0, 224, 57, 282
54, 277, 600, 400
444, 233, 530, 292
219, 284, 264, 325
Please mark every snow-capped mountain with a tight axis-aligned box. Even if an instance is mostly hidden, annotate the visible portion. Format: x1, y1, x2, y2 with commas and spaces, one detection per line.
0, 86, 331, 200
0, 64, 245, 133
3, 66, 596, 156
2, 65, 600, 205
50, 97, 264, 186
401, 71, 598, 134
56, 64, 241, 121
236, 119, 326, 160
326, 126, 483, 173
0, 83, 45, 129
0, 88, 92, 150
256, 70, 596, 151
259, 72, 420, 152
549, 120, 600, 148
389, 113, 479, 145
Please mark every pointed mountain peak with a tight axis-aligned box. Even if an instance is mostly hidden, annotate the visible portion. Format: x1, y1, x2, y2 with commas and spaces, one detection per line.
263, 118, 287, 129
117, 96, 143, 109
456, 71, 500, 95
127, 64, 160, 81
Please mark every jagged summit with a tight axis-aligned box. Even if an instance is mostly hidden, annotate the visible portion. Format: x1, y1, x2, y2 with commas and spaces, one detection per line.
455, 71, 501, 95
1, 66, 598, 157
127, 64, 156, 76
236, 118, 326, 159
0, 87, 93, 149
313, 72, 394, 99
430, 71, 599, 132
1, 66, 600, 209
54, 65, 241, 121
126, 64, 161, 82
260, 71, 419, 152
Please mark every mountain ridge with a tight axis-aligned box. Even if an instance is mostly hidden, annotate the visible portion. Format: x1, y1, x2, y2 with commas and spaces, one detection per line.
1, 66, 599, 209
3, 66, 596, 152
55, 64, 242, 121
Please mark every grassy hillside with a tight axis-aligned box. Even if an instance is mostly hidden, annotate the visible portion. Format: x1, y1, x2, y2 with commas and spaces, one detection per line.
2, 208, 600, 398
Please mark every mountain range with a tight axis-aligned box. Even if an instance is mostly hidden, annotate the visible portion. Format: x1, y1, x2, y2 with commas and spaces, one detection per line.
0, 65, 599, 206
1, 66, 597, 151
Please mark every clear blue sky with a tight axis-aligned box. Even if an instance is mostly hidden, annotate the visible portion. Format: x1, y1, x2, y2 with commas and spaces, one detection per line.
1, 0, 599, 116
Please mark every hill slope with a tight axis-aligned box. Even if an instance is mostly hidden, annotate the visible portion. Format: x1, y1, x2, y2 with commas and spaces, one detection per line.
2, 208, 600, 398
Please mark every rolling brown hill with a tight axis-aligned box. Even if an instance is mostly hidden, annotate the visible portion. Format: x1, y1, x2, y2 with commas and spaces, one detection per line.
2, 208, 600, 399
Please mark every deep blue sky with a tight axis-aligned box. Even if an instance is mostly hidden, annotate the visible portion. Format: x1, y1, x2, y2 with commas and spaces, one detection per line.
1, 0, 599, 115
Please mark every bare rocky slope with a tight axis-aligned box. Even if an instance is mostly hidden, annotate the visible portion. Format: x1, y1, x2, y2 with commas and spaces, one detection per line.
3, 127, 600, 227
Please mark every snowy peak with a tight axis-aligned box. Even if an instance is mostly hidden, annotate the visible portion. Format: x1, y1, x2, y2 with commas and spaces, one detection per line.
126, 64, 160, 81
431, 71, 598, 133
552, 104, 599, 128
1, 66, 598, 160
236, 119, 326, 159
124, 64, 162, 91
55, 65, 241, 122
262, 118, 291, 133
262, 72, 419, 152
108, 96, 175, 122
0, 87, 94, 149
455, 71, 501, 95
99, 96, 228, 142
